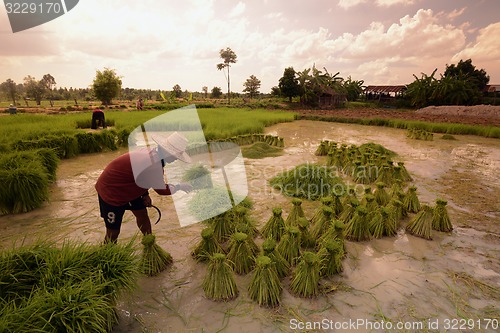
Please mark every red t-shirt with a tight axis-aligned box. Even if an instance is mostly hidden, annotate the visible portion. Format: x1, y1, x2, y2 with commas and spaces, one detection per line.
95, 148, 170, 206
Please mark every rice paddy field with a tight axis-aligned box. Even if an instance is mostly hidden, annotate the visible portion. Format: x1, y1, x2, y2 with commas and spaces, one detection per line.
0, 108, 499, 332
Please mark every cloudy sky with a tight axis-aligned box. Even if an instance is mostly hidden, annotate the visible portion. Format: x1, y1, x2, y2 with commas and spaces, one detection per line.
1, 0, 499, 93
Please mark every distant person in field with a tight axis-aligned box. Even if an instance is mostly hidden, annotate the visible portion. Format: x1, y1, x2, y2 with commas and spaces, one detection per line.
136, 98, 144, 110
8, 104, 17, 115
91, 108, 106, 129
95, 131, 193, 243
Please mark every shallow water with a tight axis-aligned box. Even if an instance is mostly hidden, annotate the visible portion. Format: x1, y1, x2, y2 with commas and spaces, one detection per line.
0, 120, 499, 332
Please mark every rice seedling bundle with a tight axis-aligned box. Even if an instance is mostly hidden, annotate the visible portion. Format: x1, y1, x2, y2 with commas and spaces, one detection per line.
318, 219, 345, 250
318, 239, 343, 276
339, 198, 359, 224
226, 232, 256, 275
389, 179, 403, 198
386, 199, 404, 229
0, 165, 48, 214
331, 193, 344, 217
396, 191, 408, 217
432, 199, 453, 232
192, 227, 224, 262
269, 163, 345, 200
139, 234, 173, 276
290, 251, 321, 298
353, 160, 371, 184
202, 253, 238, 301
75, 132, 103, 153
248, 255, 282, 307
261, 208, 286, 242
376, 165, 393, 186
392, 165, 405, 184
182, 164, 213, 190
374, 182, 390, 206
397, 161, 413, 181
404, 186, 421, 213
344, 206, 371, 241
341, 187, 357, 207
406, 205, 433, 240
285, 198, 306, 227
297, 217, 315, 248
315, 141, 329, 156
326, 151, 335, 167
232, 206, 259, 238
276, 226, 302, 266
310, 206, 334, 239
262, 239, 290, 278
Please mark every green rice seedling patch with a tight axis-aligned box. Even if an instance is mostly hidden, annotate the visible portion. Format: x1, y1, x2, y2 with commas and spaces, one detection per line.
241, 142, 283, 159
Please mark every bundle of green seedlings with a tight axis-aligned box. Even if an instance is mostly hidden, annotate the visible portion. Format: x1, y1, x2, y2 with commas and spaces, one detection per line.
139, 234, 173, 276
406, 204, 434, 240
13, 134, 79, 159
344, 206, 371, 241
290, 251, 321, 298
285, 198, 306, 227
397, 161, 413, 182
388, 179, 404, 198
404, 185, 421, 213
318, 239, 344, 276
262, 239, 290, 278
386, 199, 404, 228
330, 193, 344, 217
247, 255, 282, 307
310, 206, 334, 240
374, 182, 390, 206
407, 128, 434, 141
276, 226, 302, 266
297, 217, 316, 249
0, 240, 138, 332
191, 227, 224, 262
232, 206, 259, 239
226, 232, 257, 275
269, 163, 345, 200
190, 187, 252, 242
432, 199, 453, 232
339, 198, 359, 224
315, 140, 330, 156
376, 165, 395, 186
369, 206, 395, 238
182, 164, 213, 190
261, 207, 286, 242
241, 141, 284, 159
202, 253, 238, 301
0, 149, 59, 214
318, 219, 346, 250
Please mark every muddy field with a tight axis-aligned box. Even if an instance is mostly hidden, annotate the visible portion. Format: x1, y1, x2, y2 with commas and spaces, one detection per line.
299, 105, 500, 127
0, 120, 499, 332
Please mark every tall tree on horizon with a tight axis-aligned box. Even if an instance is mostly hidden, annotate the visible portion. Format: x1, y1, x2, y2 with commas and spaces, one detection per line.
216, 47, 237, 105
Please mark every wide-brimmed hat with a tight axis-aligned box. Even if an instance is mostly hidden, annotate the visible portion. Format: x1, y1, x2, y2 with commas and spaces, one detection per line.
151, 132, 191, 163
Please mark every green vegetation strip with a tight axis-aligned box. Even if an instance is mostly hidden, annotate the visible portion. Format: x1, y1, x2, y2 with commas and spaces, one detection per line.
299, 114, 500, 138
0, 240, 138, 333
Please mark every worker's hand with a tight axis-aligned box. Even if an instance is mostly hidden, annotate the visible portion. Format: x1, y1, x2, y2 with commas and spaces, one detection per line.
178, 183, 193, 193
142, 194, 152, 207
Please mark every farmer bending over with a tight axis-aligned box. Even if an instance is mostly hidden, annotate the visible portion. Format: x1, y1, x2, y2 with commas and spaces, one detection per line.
95, 132, 193, 243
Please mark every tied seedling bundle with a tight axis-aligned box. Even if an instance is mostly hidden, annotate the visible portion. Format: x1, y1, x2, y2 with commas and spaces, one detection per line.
318, 219, 346, 251
370, 206, 396, 238
310, 206, 334, 240
386, 199, 404, 227
290, 251, 321, 298
318, 239, 344, 276
139, 234, 173, 276
404, 186, 421, 213
344, 206, 371, 241
227, 232, 257, 275
248, 255, 282, 307
406, 205, 433, 240
397, 162, 413, 181
315, 140, 330, 156
432, 199, 453, 232
232, 206, 259, 239
285, 198, 306, 227
262, 239, 290, 278
339, 198, 359, 224
276, 226, 302, 266
331, 193, 344, 217
182, 164, 213, 190
374, 182, 390, 206
261, 208, 286, 242
297, 217, 315, 249
191, 227, 224, 262
269, 163, 345, 200
203, 253, 238, 301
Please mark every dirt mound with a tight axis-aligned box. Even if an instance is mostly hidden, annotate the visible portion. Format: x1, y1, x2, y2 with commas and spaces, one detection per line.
416, 105, 500, 119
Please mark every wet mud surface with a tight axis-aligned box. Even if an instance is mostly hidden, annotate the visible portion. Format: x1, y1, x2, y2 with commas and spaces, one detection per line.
0, 120, 499, 332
